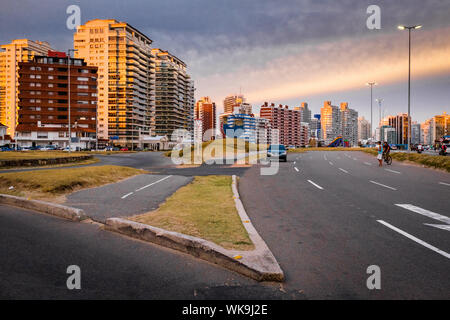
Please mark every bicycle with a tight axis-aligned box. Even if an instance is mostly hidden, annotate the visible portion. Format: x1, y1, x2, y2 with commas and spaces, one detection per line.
383, 153, 392, 165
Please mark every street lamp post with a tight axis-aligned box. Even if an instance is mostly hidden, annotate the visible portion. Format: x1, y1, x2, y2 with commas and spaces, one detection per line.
67, 49, 77, 153
376, 98, 383, 141
398, 25, 422, 152
366, 82, 377, 141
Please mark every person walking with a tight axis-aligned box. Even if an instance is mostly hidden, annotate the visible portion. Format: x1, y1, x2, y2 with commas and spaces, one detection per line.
377, 141, 383, 167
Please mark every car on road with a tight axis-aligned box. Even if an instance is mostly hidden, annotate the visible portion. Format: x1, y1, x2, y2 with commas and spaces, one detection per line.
0, 146, 13, 151
120, 147, 129, 151
267, 144, 287, 162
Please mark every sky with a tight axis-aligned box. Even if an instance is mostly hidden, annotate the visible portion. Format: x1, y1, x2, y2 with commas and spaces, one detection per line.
1, 0, 449, 124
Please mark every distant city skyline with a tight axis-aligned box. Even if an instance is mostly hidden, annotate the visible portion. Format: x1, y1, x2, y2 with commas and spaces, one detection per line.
1, 0, 449, 123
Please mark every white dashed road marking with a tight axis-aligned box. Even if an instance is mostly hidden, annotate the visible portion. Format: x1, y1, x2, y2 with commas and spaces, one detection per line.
377, 220, 450, 259
439, 182, 450, 186
370, 180, 397, 191
339, 168, 349, 174
395, 204, 450, 225
121, 192, 133, 199
308, 180, 324, 190
135, 175, 172, 192
385, 169, 401, 174
294, 167, 299, 172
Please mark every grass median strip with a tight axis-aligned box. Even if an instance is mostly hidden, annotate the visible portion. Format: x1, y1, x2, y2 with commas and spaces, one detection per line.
0, 165, 145, 200
0, 151, 87, 160
129, 175, 254, 251
362, 149, 450, 172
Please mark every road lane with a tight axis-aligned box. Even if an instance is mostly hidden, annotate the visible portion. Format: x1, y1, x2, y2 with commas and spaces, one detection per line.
239, 151, 450, 299
0, 204, 293, 299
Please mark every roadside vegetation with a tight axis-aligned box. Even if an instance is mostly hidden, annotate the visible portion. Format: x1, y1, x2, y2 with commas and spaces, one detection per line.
0, 157, 99, 170
362, 148, 450, 172
129, 175, 254, 251
0, 165, 145, 200
288, 147, 363, 153
0, 151, 87, 160
165, 138, 266, 165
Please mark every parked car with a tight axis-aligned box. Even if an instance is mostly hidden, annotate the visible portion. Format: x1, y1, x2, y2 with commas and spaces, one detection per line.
0, 146, 13, 151
120, 147, 129, 151
267, 144, 287, 162
41, 145, 57, 151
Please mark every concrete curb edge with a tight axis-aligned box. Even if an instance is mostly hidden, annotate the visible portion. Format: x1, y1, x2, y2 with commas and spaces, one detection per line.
0, 193, 87, 221
104, 175, 284, 282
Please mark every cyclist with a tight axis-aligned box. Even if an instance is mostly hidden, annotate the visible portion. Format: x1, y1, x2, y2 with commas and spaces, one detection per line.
382, 142, 391, 162
377, 141, 383, 167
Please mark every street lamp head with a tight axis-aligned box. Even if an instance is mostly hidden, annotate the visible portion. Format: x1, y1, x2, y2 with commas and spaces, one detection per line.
398, 25, 423, 30
366, 82, 377, 86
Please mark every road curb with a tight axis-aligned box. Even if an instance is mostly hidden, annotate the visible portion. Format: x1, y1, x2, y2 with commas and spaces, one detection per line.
0, 193, 87, 221
104, 175, 284, 282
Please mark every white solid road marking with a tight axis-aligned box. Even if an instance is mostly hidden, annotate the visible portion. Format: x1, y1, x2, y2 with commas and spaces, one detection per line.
370, 180, 397, 191
294, 167, 299, 172
377, 220, 450, 259
121, 192, 133, 199
294, 161, 296, 164
395, 204, 450, 225
308, 180, 324, 190
135, 175, 172, 192
329, 161, 333, 166
439, 182, 450, 186
364, 162, 372, 166
339, 168, 349, 174
385, 169, 401, 174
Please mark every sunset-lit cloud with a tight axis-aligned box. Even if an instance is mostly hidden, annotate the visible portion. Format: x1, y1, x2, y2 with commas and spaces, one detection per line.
1, 0, 449, 121
190, 26, 450, 113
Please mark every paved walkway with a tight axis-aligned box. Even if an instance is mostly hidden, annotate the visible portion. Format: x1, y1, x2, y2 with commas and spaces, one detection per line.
65, 174, 192, 223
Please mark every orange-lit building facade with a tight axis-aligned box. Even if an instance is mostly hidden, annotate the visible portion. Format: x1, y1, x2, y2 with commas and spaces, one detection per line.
195, 96, 216, 141
15, 52, 98, 148
259, 102, 302, 147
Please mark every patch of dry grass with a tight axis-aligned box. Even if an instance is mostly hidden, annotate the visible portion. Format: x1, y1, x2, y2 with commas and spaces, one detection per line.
0, 151, 87, 160
0, 165, 145, 199
129, 175, 254, 251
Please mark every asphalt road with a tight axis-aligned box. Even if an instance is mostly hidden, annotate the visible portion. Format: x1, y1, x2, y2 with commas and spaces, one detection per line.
0, 204, 300, 299
239, 151, 450, 299
1, 150, 449, 299
65, 174, 193, 223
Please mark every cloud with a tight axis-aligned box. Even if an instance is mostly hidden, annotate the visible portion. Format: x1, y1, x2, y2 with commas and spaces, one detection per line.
192, 26, 450, 112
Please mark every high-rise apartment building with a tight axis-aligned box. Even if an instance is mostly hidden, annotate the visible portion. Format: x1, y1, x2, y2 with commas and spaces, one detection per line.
294, 102, 311, 124
358, 116, 371, 141
0, 39, 53, 137
310, 114, 321, 139
15, 52, 97, 148
320, 101, 341, 146
223, 94, 245, 114
387, 114, 410, 145
152, 48, 194, 140
421, 112, 450, 146
260, 102, 303, 147
340, 102, 358, 147
195, 96, 216, 141
411, 122, 421, 145
74, 19, 155, 148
